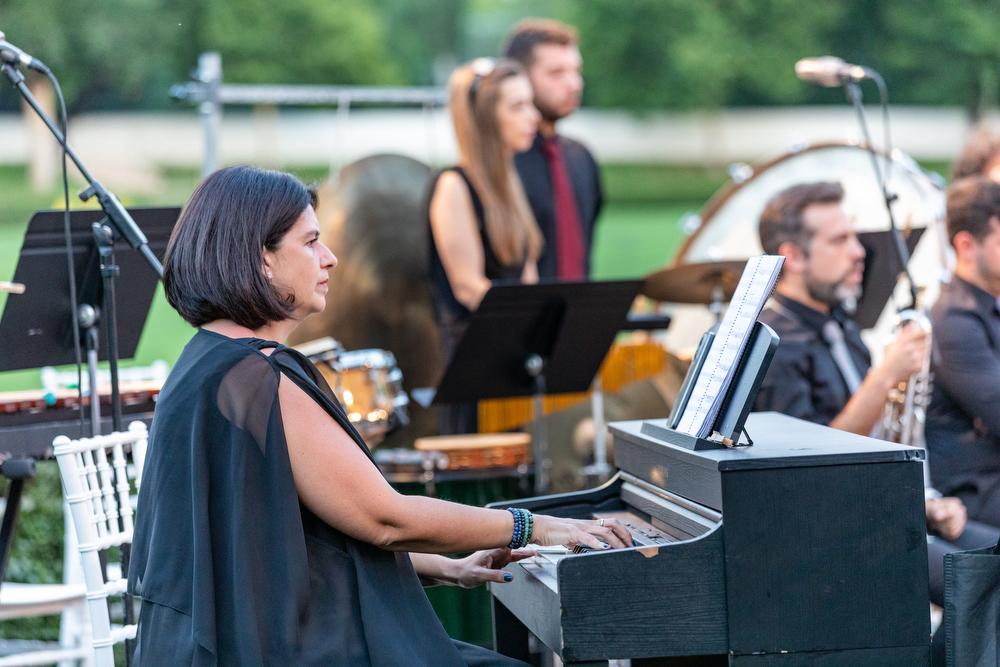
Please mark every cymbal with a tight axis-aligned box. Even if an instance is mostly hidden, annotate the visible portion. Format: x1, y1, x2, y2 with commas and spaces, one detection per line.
642, 260, 747, 304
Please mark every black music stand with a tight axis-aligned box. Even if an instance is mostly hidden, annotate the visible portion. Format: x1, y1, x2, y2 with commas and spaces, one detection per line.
0, 208, 176, 371
433, 280, 642, 493
0, 207, 176, 584
854, 227, 926, 329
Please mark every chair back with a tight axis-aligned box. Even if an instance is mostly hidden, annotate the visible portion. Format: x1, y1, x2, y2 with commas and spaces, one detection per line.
53, 420, 148, 667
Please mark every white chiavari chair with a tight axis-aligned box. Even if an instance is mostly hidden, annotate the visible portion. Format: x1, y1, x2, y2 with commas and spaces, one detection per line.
48, 421, 148, 667
0, 489, 89, 666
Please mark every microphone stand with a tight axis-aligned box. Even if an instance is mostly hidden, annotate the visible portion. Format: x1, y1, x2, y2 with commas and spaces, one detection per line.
1, 60, 155, 665
0, 64, 163, 278
843, 78, 918, 310
1, 61, 162, 431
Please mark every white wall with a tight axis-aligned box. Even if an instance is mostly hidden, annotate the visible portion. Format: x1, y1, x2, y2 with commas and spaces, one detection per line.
0, 106, 984, 175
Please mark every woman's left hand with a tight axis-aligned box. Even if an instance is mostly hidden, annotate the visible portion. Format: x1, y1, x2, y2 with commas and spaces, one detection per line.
453, 547, 537, 588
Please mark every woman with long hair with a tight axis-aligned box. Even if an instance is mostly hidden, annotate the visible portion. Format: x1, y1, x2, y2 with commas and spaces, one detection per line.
128, 166, 630, 666
428, 58, 543, 433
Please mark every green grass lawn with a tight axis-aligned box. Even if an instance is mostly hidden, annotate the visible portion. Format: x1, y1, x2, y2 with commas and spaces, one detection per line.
591, 203, 693, 279
0, 163, 700, 392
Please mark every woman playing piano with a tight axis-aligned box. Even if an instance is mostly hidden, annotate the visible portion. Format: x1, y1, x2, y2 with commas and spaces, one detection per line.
127, 166, 631, 666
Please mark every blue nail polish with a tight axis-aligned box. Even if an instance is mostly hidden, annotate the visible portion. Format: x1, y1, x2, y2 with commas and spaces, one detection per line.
503, 572, 513, 582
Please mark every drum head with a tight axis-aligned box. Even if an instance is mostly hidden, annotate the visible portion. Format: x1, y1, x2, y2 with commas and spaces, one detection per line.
663, 142, 948, 351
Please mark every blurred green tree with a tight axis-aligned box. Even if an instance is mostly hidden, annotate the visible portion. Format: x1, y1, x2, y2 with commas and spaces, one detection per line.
375, 0, 464, 84
0, 0, 401, 111
201, 0, 400, 86
0, 0, 195, 111
568, 0, 1000, 114
570, 0, 848, 109
0, 2, 998, 122
878, 0, 1000, 119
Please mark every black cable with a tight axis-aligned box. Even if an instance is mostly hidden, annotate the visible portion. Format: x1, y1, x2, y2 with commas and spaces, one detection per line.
870, 71, 914, 307
846, 79, 917, 309
42, 65, 138, 664
871, 70, 894, 202
38, 64, 86, 436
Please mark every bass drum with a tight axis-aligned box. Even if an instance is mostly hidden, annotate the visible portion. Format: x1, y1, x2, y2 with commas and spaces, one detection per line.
289, 153, 442, 448
662, 141, 949, 354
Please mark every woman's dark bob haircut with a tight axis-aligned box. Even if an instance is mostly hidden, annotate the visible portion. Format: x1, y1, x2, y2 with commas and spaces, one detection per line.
163, 165, 316, 329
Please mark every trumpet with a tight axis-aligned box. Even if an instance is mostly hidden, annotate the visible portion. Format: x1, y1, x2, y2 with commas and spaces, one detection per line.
878, 309, 933, 447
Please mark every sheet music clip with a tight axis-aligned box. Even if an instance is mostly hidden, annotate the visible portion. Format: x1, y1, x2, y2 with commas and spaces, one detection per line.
640, 320, 778, 451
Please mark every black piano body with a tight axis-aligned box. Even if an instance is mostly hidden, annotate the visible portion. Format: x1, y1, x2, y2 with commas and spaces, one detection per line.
489, 412, 930, 666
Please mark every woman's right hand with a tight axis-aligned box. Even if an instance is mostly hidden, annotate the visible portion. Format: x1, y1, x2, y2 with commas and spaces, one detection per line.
531, 514, 633, 550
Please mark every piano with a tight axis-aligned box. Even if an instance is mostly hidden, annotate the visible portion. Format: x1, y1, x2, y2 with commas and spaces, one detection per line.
489, 413, 931, 666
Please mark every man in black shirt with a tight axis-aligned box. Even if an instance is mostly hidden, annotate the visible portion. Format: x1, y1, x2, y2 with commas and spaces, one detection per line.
753, 181, 997, 607
754, 182, 927, 433
927, 177, 1000, 528
503, 19, 603, 280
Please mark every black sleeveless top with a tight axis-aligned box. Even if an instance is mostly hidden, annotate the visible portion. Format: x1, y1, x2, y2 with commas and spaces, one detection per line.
128, 329, 522, 665
427, 166, 525, 336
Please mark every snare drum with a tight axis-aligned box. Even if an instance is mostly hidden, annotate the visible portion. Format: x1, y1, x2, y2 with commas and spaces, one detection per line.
300, 339, 410, 445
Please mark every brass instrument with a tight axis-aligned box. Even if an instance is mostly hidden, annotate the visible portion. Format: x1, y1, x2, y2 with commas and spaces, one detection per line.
878, 309, 933, 446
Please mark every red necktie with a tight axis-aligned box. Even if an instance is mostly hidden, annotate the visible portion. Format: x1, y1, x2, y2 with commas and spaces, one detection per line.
540, 137, 586, 280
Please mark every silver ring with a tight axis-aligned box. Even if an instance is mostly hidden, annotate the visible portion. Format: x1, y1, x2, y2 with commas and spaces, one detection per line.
598, 518, 605, 527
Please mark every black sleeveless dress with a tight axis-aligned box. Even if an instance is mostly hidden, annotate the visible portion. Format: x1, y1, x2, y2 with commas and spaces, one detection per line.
128, 328, 526, 666
427, 167, 525, 433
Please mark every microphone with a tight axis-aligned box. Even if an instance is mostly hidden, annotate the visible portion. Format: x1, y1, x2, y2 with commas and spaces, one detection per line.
0, 31, 49, 73
795, 56, 871, 87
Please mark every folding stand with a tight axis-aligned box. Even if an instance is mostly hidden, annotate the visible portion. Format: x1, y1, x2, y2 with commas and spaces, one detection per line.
0, 208, 175, 372
433, 280, 642, 493
642, 321, 779, 451
854, 228, 925, 329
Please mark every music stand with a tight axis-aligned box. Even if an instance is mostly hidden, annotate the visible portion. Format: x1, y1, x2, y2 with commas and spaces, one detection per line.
0, 207, 176, 584
0, 208, 176, 372
433, 280, 643, 492
854, 228, 925, 329
642, 320, 779, 451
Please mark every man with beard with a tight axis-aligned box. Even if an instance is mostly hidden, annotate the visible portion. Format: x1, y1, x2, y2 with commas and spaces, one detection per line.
752, 182, 997, 613
503, 19, 602, 280
926, 177, 1000, 528
753, 182, 927, 431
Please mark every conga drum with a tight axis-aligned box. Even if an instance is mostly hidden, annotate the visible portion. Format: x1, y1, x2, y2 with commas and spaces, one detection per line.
375, 433, 532, 647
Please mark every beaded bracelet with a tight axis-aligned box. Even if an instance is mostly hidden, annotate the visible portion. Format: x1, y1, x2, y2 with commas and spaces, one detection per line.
506, 507, 533, 549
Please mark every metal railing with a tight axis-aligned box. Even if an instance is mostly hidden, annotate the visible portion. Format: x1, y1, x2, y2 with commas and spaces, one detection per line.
170, 53, 448, 176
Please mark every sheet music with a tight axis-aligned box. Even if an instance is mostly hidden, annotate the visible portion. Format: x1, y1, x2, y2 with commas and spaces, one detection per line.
676, 255, 784, 439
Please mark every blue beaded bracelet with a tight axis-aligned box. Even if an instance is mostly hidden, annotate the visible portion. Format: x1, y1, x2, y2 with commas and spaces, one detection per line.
506, 507, 533, 549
